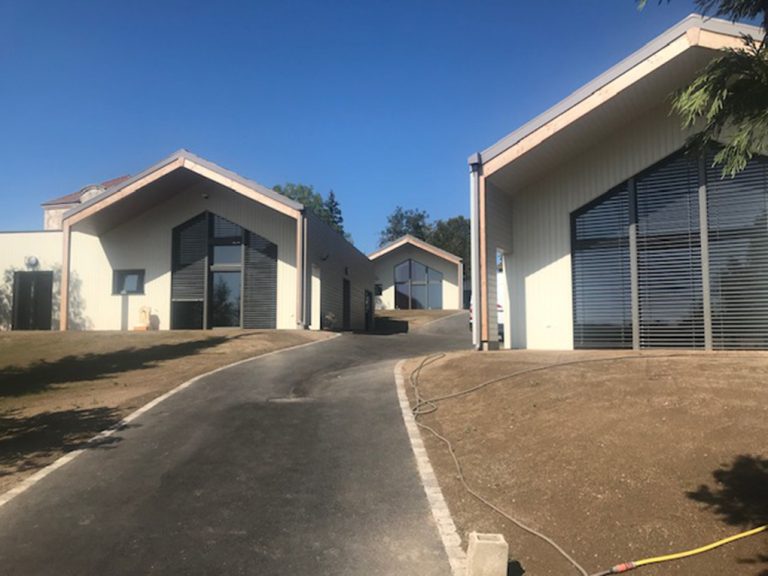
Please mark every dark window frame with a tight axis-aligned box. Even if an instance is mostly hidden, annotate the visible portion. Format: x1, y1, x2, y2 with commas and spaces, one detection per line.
393, 258, 444, 309
571, 146, 768, 350
112, 269, 146, 295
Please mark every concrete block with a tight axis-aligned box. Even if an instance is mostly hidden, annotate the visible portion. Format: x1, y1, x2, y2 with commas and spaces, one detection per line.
466, 532, 508, 576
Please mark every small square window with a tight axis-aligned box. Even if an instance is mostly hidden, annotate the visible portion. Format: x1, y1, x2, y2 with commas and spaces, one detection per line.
113, 269, 145, 295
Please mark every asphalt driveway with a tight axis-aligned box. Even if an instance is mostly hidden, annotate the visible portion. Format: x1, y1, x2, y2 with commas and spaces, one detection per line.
0, 313, 469, 576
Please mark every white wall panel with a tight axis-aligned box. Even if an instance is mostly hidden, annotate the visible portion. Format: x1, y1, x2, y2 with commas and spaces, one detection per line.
483, 182, 514, 346
495, 104, 688, 350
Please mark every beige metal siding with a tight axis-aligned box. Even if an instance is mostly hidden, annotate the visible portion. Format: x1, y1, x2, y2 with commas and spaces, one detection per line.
372, 244, 461, 310
305, 214, 374, 331
499, 105, 688, 350
70, 181, 297, 330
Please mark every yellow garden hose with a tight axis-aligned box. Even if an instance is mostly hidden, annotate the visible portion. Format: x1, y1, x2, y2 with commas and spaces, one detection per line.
591, 524, 767, 575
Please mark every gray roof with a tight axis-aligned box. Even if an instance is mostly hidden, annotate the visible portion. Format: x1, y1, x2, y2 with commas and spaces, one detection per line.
65, 149, 303, 220
471, 14, 763, 166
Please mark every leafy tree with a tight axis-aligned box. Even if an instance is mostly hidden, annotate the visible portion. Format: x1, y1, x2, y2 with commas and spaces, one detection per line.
323, 190, 344, 235
273, 183, 330, 221
273, 183, 351, 240
378, 207, 432, 246
640, 0, 768, 175
378, 208, 471, 276
429, 216, 471, 276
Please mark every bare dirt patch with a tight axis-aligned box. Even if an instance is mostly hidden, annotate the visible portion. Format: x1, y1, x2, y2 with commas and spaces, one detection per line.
0, 329, 332, 494
404, 350, 768, 576
374, 309, 462, 334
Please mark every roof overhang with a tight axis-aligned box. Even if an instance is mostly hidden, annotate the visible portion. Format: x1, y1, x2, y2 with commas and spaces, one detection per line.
472, 14, 762, 192
369, 234, 462, 264
62, 150, 303, 234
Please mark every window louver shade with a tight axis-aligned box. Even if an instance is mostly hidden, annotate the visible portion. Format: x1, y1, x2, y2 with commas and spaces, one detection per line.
572, 184, 632, 348
242, 231, 277, 329
636, 153, 705, 348
707, 152, 768, 349
172, 213, 207, 302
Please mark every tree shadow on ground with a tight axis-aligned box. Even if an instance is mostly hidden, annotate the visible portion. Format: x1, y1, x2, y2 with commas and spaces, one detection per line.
0, 336, 234, 398
687, 454, 768, 575
0, 406, 128, 479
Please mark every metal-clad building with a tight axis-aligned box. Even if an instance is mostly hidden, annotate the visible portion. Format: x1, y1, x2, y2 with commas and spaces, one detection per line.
0, 150, 374, 332
369, 235, 463, 311
470, 15, 767, 351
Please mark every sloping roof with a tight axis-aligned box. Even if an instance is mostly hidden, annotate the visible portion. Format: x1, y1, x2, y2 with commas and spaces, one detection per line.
41, 175, 131, 206
62, 149, 304, 225
471, 14, 763, 171
368, 234, 462, 264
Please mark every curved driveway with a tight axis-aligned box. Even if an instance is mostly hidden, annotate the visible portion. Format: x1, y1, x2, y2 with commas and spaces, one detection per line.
0, 313, 469, 576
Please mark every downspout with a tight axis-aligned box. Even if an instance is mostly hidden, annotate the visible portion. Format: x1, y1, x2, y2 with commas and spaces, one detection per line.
60, 222, 71, 330
302, 212, 309, 329
469, 154, 482, 350
295, 210, 307, 329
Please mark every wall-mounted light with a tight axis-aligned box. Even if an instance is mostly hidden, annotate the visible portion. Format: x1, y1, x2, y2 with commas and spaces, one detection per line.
24, 256, 39, 269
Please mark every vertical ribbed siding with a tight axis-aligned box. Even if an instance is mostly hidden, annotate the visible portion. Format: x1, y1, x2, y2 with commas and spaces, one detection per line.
707, 152, 768, 349
636, 153, 705, 348
572, 184, 632, 348
243, 231, 277, 329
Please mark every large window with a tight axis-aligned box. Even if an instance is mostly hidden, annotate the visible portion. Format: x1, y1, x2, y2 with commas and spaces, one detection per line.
572, 148, 768, 350
171, 212, 277, 330
572, 184, 632, 348
394, 259, 443, 309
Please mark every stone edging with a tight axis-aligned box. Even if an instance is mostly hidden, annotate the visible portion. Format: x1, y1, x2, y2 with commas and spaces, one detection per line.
394, 359, 467, 576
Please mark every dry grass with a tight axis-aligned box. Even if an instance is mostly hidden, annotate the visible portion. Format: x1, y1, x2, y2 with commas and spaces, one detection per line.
405, 350, 768, 576
0, 329, 332, 494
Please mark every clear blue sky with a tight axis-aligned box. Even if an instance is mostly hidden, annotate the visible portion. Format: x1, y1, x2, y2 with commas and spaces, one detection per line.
0, 0, 700, 254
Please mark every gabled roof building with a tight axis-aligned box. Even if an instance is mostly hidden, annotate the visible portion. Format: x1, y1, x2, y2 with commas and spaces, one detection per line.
1, 150, 374, 332
469, 14, 768, 351
369, 235, 463, 310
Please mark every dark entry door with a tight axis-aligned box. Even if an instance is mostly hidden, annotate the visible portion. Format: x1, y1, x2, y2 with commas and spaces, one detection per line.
364, 290, 373, 331
12, 271, 53, 330
342, 279, 351, 330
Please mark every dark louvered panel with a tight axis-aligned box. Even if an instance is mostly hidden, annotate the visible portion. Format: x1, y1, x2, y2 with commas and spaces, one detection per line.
707, 152, 768, 349
172, 213, 207, 302
213, 214, 241, 238
242, 231, 277, 329
572, 184, 632, 348
636, 153, 705, 348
